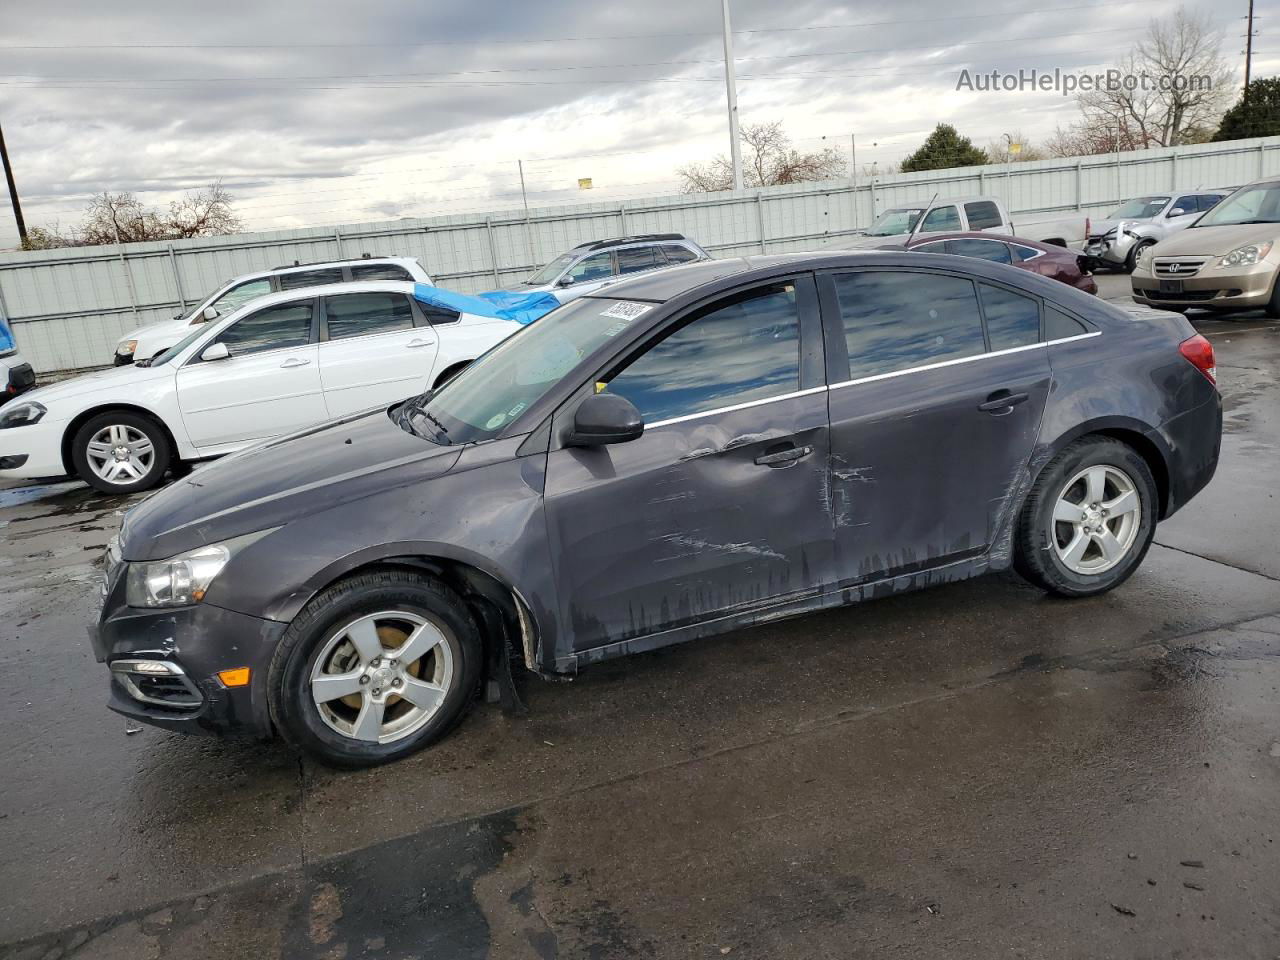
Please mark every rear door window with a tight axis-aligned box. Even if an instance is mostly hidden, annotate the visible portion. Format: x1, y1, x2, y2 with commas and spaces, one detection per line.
603, 283, 801, 424
921, 206, 961, 232
978, 283, 1040, 350
833, 271, 986, 380
945, 238, 1013, 264
278, 268, 344, 290
323, 292, 415, 341
616, 247, 662, 275
964, 201, 1004, 230
660, 244, 699, 264
349, 263, 414, 281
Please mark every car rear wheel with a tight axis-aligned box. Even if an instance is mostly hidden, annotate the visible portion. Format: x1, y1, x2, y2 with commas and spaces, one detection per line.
1014, 437, 1157, 597
71, 411, 171, 493
269, 571, 482, 768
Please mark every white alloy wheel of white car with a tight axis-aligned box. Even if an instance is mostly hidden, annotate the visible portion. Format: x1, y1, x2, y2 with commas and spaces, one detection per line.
0, 280, 521, 493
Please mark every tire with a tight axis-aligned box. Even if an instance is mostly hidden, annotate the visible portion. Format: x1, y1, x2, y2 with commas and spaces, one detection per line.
70, 410, 171, 494
1265, 279, 1280, 319
1014, 437, 1158, 598
269, 571, 482, 768
1125, 239, 1155, 273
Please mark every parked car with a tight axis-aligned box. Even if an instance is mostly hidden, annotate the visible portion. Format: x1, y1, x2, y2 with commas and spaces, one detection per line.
901, 232, 1097, 294
1, 280, 518, 492
514, 234, 710, 302
113, 256, 432, 365
1084, 192, 1227, 272
0, 317, 36, 407
90, 251, 1221, 767
829, 195, 1087, 249
1131, 177, 1280, 315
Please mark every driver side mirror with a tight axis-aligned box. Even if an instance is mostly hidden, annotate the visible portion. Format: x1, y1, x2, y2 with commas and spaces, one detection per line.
1169, 208, 1187, 218
200, 342, 231, 362
556, 275, 575, 288
566, 393, 643, 447
201, 306, 219, 321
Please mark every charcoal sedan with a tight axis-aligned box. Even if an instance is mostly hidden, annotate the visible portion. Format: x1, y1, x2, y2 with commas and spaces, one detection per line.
93, 252, 1222, 767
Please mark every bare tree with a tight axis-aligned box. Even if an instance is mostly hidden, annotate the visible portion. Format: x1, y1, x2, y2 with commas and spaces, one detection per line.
26, 181, 243, 248
1048, 8, 1232, 156
679, 122, 846, 192
985, 132, 1046, 164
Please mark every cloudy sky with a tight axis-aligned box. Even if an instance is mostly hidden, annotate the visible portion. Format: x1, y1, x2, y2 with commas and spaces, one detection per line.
0, 0, 1268, 249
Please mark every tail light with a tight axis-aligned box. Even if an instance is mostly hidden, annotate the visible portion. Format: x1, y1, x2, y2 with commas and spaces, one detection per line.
1178, 334, 1216, 385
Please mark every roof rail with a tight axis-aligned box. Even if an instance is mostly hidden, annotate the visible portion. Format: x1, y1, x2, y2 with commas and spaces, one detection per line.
574, 233, 687, 252
269, 254, 394, 271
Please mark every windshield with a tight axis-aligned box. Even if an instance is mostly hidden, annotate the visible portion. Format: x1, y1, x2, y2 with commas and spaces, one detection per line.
147, 325, 209, 367
394, 296, 655, 445
524, 252, 577, 285
1108, 197, 1169, 219
1193, 183, 1280, 227
864, 208, 923, 237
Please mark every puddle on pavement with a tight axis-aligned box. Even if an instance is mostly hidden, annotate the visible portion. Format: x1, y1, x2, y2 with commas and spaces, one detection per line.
0, 481, 85, 510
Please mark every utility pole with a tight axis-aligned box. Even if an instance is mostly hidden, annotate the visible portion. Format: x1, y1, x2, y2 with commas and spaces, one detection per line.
517, 159, 538, 270
1244, 0, 1256, 99
720, 0, 744, 191
0, 121, 28, 247
850, 133, 857, 229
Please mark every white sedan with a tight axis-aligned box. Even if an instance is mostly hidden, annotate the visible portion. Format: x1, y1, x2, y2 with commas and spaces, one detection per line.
0, 281, 522, 492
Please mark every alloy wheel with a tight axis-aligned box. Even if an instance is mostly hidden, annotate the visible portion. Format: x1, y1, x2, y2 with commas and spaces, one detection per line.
309, 610, 454, 744
1050, 464, 1142, 575
85, 424, 156, 485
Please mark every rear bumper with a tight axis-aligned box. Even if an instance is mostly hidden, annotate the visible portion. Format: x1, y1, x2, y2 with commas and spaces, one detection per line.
1155, 391, 1222, 519
93, 597, 287, 737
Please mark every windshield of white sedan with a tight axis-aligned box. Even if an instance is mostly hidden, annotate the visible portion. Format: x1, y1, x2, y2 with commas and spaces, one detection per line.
864, 208, 923, 236
1193, 184, 1280, 226
1108, 197, 1169, 219
524, 253, 577, 285
393, 297, 652, 445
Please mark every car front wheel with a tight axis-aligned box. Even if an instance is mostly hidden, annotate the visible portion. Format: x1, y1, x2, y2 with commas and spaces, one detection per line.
269, 571, 482, 768
1014, 437, 1158, 597
71, 411, 171, 493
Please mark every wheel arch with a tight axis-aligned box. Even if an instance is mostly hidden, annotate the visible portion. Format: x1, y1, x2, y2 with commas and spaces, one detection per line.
1033, 417, 1171, 518
60, 403, 179, 475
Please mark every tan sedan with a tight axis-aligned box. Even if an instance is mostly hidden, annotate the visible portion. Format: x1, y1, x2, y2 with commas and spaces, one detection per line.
1131, 177, 1280, 315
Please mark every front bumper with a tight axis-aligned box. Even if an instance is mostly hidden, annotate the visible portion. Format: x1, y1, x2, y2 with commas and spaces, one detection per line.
93, 589, 287, 737
1084, 233, 1135, 268
1132, 258, 1278, 310
0, 418, 70, 479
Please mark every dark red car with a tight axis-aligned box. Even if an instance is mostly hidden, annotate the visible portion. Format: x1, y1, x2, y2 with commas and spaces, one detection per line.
897, 233, 1097, 295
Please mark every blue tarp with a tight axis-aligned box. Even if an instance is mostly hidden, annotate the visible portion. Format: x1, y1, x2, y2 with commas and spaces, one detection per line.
413, 283, 560, 326
0, 318, 14, 354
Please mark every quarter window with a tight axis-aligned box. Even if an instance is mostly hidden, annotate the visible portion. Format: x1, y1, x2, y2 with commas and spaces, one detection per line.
964, 201, 1004, 230
278, 268, 343, 290
1045, 306, 1089, 340
946, 238, 1012, 264
214, 301, 313, 357
979, 284, 1040, 350
210, 278, 271, 315
349, 263, 414, 281
616, 247, 662, 275
604, 283, 801, 424
660, 244, 699, 264
324, 292, 414, 341
921, 205, 961, 232
564, 252, 614, 284
833, 271, 986, 380
1009, 244, 1042, 262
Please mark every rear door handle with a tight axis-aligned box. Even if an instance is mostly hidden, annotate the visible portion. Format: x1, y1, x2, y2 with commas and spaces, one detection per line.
755, 445, 813, 467
978, 391, 1029, 413
406, 338, 433, 348
279, 357, 311, 369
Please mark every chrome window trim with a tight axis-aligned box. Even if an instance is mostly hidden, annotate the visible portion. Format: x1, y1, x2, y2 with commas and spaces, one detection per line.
828, 331, 1100, 392
646, 386, 827, 429
1011, 244, 1045, 262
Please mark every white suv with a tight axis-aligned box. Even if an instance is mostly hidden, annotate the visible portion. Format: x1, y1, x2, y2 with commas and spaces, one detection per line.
114, 256, 432, 365
513, 234, 710, 302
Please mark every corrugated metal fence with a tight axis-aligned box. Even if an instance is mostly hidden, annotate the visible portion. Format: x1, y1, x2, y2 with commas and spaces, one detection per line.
3, 135, 1277, 374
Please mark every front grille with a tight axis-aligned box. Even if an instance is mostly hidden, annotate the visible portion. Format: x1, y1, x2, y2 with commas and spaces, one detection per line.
1153, 258, 1207, 278
111, 659, 203, 711
1141, 288, 1220, 302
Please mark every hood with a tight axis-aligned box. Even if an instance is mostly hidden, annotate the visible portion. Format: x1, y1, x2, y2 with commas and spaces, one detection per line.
19, 362, 172, 407
1091, 216, 1157, 235
120, 406, 462, 561
119, 313, 194, 343
1154, 221, 1280, 258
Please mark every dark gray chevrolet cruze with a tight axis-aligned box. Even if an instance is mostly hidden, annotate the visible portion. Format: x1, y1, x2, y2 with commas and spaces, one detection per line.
91, 252, 1222, 766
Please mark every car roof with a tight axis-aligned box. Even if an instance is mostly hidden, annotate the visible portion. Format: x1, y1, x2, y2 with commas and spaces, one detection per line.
569, 234, 691, 253
230, 279, 419, 312
267, 255, 418, 273
906, 232, 1064, 252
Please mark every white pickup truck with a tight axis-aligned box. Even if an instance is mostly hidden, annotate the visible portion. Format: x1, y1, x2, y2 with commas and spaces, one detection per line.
828, 195, 1088, 250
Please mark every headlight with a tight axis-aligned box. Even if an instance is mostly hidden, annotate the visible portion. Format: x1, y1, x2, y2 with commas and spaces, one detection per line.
1216, 241, 1273, 268
1119, 221, 1137, 234
124, 528, 276, 608
117, 339, 137, 357
0, 401, 46, 429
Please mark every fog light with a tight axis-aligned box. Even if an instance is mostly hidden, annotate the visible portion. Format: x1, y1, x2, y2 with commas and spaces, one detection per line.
217, 667, 251, 687
132, 660, 175, 675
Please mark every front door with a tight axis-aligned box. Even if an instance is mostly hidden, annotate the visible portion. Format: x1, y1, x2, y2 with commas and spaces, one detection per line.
176, 298, 325, 450
819, 268, 1051, 584
543, 277, 835, 654
317, 290, 439, 417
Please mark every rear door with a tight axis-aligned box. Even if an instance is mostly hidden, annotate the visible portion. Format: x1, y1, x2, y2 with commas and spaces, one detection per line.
543, 277, 834, 654
317, 290, 438, 417
818, 267, 1051, 584
176, 298, 324, 449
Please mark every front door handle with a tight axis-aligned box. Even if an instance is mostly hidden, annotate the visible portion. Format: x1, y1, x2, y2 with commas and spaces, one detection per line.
406, 338, 433, 348
978, 391, 1029, 413
280, 357, 311, 369
755, 444, 813, 467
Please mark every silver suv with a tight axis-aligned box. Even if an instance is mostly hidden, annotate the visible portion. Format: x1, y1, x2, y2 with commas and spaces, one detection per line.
515, 234, 711, 301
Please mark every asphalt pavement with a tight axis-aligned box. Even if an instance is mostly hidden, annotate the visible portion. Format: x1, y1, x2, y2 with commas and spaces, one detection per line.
1, 272, 1278, 959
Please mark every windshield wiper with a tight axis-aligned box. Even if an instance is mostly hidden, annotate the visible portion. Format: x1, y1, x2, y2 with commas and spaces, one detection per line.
394, 396, 451, 444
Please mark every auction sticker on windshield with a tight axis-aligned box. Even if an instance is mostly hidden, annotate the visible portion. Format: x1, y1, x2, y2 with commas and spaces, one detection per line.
601, 301, 652, 321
